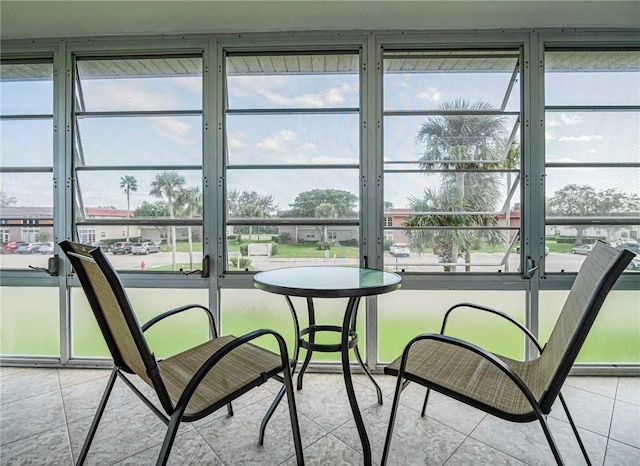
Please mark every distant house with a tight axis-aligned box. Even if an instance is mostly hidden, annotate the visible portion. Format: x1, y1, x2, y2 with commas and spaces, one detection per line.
0, 206, 137, 244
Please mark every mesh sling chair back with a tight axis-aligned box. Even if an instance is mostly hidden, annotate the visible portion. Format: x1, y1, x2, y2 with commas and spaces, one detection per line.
59, 241, 304, 466
382, 241, 634, 465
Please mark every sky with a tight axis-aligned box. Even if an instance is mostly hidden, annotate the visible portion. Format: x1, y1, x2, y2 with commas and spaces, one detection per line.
1, 56, 639, 216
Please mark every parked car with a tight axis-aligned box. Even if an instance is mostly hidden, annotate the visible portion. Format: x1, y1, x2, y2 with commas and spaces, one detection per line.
4, 241, 28, 253
16, 242, 42, 254
571, 244, 593, 255
38, 242, 55, 254
516, 246, 550, 256
90, 242, 108, 252
389, 243, 410, 257
111, 241, 133, 255
626, 255, 640, 270
131, 241, 159, 255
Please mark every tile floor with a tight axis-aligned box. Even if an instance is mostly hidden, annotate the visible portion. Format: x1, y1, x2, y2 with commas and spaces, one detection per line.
0, 367, 639, 465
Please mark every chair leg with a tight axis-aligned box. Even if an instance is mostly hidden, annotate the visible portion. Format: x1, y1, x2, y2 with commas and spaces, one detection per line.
227, 402, 234, 416
259, 385, 286, 445
537, 413, 565, 466
421, 388, 431, 417
381, 373, 405, 466
75, 368, 118, 465
558, 392, 591, 465
156, 412, 182, 466
283, 368, 305, 465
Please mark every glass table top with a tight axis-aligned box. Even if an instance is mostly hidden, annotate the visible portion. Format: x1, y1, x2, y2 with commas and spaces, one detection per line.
254, 266, 401, 298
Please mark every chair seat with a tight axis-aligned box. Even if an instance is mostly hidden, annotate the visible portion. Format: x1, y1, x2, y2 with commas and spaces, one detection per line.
385, 339, 545, 417
159, 335, 283, 416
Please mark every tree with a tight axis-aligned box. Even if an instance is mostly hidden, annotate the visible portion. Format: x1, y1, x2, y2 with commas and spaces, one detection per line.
176, 186, 202, 269
150, 171, 186, 270
315, 202, 337, 245
547, 184, 639, 244
0, 190, 17, 208
286, 189, 358, 218
406, 99, 509, 271
134, 201, 169, 217
119, 175, 138, 241
227, 190, 277, 241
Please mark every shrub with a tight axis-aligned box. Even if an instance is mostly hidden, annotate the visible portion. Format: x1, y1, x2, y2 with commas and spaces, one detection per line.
278, 232, 292, 244
383, 239, 393, 250
239, 244, 248, 256
229, 257, 252, 269
270, 242, 278, 255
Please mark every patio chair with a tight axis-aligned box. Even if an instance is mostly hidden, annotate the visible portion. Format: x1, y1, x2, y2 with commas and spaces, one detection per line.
382, 241, 633, 465
59, 241, 304, 466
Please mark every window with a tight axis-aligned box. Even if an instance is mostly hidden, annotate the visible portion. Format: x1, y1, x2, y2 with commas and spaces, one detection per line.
0, 59, 54, 266
383, 49, 522, 272
544, 50, 640, 272
72, 55, 203, 271
224, 52, 361, 271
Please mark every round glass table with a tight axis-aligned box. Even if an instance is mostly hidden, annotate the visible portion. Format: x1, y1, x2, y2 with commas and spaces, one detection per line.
254, 266, 401, 465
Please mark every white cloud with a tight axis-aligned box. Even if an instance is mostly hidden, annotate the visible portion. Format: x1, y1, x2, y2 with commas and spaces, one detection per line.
152, 118, 194, 145
257, 130, 296, 151
545, 132, 557, 141
546, 113, 583, 127
558, 135, 603, 142
560, 114, 583, 125
228, 130, 249, 149
417, 86, 442, 103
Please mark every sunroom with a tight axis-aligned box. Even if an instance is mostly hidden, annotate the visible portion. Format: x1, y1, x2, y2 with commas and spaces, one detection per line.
1, 1, 638, 465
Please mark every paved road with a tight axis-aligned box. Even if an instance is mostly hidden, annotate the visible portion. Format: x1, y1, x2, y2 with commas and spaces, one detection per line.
2, 250, 635, 274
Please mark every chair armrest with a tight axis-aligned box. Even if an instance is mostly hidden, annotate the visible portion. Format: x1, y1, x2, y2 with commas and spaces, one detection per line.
400, 333, 540, 410
141, 304, 218, 338
442, 302, 543, 354
174, 328, 291, 411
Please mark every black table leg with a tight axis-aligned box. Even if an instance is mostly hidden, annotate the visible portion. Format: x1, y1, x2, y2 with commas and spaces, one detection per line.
342, 296, 372, 465
296, 297, 315, 390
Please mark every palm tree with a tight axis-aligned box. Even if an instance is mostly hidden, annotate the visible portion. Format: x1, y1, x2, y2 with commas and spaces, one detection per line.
119, 175, 137, 241
406, 99, 508, 271
176, 186, 201, 269
150, 171, 186, 270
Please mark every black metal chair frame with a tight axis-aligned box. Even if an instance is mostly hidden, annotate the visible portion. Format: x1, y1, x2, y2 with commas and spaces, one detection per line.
60, 241, 304, 466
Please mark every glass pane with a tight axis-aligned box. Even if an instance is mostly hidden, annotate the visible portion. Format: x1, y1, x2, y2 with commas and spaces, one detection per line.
378, 290, 526, 363
539, 290, 640, 363
383, 50, 521, 274
72, 226, 203, 272
226, 226, 359, 271
221, 289, 364, 362
77, 115, 202, 166
384, 51, 520, 111
0, 62, 53, 115
72, 288, 209, 358
226, 169, 359, 219
546, 111, 639, 164
75, 170, 202, 218
546, 168, 640, 218
0, 119, 53, 167
76, 57, 202, 112
226, 113, 359, 165
226, 54, 359, 109
0, 287, 59, 356
545, 224, 640, 273
384, 114, 519, 162
545, 51, 640, 106
0, 173, 53, 210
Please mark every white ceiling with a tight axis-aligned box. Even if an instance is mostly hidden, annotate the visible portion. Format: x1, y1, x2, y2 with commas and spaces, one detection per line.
1, 0, 639, 41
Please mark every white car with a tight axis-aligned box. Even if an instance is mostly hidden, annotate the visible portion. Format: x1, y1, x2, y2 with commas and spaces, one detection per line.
390, 243, 410, 257
38, 242, 55, 254
626, 255, 640, 270
131, 241, 159, 255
